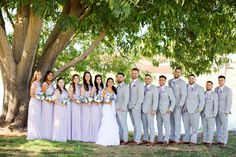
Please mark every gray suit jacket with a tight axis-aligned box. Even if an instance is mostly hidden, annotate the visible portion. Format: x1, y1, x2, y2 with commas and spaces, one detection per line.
128, 79, 144, 110
115, 82, 130, 111
142, 84, 158, 113
214, 86, 232, 114
202, 90, 218, 118
157, 86, 176, 114
168, 78, 187, 108
185, 84, 205, 113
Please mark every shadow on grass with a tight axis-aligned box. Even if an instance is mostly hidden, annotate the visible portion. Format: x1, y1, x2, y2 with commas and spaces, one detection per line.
0, 135, 236, 157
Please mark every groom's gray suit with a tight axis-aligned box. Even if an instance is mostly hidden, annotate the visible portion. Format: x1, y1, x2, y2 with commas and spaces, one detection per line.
182, 84, 205, 143
168, 77, 187, 142
215, 86, 232, 145
128, 78, 144, 142
141, 84, 158, 142
116, 82, 130, 142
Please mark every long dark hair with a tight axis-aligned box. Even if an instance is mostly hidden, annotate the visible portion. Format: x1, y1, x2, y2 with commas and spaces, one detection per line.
94, 75, 104, 95
56, 77, 67, 94
106, 78, 117, 95
43, 71, 54, 84
83, 71, 93, 91
71, 74, 80, 94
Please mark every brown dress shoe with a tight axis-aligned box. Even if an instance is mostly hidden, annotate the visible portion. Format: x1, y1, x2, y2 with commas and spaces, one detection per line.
129, 141, 142, 146
139, 140, 148, 145
157, 141, 164, 144
146, 142, 155, 147
188, 142, 197, 146
120, 141, 128, 145
162, 141, 169, 146
127, 140, 135, 144
180, 141, 190, 144
169, 140, 175, 144
220, 144, 226, 148
202, 141, 208, 145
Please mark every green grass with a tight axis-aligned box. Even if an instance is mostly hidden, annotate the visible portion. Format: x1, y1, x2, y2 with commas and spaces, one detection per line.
0, 135, 236, 157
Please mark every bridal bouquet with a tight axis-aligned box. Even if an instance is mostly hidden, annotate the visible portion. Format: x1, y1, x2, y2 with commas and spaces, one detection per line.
36, 92, 45, 100
94, 95, 103, 103
45, 95, 55, 101
104, 94, 116, 102
62, 99, 70, 106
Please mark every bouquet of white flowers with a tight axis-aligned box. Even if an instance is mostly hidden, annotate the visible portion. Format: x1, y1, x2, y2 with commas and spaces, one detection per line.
76, 96, 85, 103
94, 95, 103, 103
62, 99, 70, 106
86, 96, 94, 103
104, 94, 116, 102
45, 95, 55, 101
36, 92, 45, 100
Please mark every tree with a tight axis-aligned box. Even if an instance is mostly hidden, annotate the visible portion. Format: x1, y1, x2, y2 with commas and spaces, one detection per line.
0, 0, 236, 129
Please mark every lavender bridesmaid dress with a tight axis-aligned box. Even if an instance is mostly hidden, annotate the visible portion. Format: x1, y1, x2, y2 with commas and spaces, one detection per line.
81, 86, 92, 142
27, 81, 42, 140
71, 84, 82, 141
52, 89, 69, 142
41, 83, 55, 140
90, 87, 103, 142
67, 95, 72, 141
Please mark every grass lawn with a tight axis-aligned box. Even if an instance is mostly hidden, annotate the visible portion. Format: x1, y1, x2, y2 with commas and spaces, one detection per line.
0, 134, 236, 157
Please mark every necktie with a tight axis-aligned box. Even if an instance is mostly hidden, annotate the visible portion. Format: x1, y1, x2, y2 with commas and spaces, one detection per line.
144, 85, 148, 95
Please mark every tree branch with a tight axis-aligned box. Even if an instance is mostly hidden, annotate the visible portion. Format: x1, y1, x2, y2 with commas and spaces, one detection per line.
0, 9, 6, 33
12, 5, 30, 64
17, 6, 43, 83
3, 5, 14, 28
37, 0, 91, 76
54, 29, 107, 78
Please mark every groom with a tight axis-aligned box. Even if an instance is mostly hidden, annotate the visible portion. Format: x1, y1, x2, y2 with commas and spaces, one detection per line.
128, 68, 144, 145
116, 73, 130, 145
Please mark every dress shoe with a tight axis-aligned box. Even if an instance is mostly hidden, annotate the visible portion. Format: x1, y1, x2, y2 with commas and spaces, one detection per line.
188, 142, 197, 146
129, 141, 142, 146
169, 140, 175, 144
157, 141, 164, 144
220, 144, 227, 148
162, 141, 169, 146
146, 142, 155, 147
120, 141, 128, 145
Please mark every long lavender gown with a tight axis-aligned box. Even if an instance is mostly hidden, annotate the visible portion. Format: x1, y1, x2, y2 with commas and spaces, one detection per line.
81, 86, 92, 142
71, 84, 82, 141
41, 82, 55, 140
90, 87, 103, 142
52, 89, 69, 142
27, 81, 42, 140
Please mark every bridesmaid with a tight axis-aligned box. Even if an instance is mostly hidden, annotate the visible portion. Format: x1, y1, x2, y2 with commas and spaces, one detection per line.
52, 78, 69, 142
41, 71, 55, 140
69, 74, 82, 141
90, 75, 104, 142
81, 71, 93, 142
27, 70, 42, 140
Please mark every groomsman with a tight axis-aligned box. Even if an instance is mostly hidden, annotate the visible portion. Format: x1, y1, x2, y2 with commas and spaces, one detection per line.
182, 74, 205, 145
168, 68, 187, 144
116, 73, 130, 145
141, 74, 158, 146
215, 75, 232, 148
156, 75, 176, 145
128, 68, 144, 145
201, 81, 218, 147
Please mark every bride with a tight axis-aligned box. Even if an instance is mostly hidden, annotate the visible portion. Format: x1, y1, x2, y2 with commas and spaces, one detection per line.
96, 78, 120, 146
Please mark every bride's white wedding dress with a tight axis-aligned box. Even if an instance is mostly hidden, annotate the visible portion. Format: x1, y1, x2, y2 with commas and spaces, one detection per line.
96, 92, 120, 146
